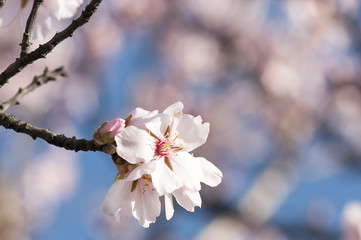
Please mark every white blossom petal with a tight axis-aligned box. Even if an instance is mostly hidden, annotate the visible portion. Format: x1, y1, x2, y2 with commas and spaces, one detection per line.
170, 152, 202, 191
144, 114, 170, 138
174, 114, 210, 152
0, 0, 20, 27
115, 126, 155, 164
131, 179, 161, 228
197, 157, 223, 187
149, 159, 182, 195
126, 159, 182, 195
164, 193, 174, 220
114, 203, 132, 222
173, 187, 202, 212
126, 160, 158, 181
1, 0, 83, 40
127, 107, 158, 127
163, 101, 184, 118
51, 0, 84, 20
100, 180, 132, 216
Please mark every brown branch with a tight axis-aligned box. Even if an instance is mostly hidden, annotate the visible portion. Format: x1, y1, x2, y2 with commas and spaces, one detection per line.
0, 112, 114, 153
0, 0, 103, 88
20, 0, 44, 57
0, 67, 67, 113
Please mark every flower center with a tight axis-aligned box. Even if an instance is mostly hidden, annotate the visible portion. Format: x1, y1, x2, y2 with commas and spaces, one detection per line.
156, 138, 172, 157
155, 134, 182, 158
149, 126, 183, 159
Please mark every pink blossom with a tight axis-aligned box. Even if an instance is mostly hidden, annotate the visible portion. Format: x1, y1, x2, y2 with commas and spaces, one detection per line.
101, 118, 126, 138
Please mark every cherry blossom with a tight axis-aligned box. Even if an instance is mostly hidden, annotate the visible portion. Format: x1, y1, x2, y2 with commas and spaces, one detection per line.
115, 102, 214, 191
111, 102, 222, 222
100, 163, 161, 228
0, 0, 83, 40
100, 102, 222, 227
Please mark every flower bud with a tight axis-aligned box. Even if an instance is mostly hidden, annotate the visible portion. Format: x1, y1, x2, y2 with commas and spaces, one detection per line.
102, 118, 126, 138
93, 118, 125, 145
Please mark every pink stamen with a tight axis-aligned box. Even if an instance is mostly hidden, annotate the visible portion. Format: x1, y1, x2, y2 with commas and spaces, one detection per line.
156, 138, 172, 157
155, 134, 183, 158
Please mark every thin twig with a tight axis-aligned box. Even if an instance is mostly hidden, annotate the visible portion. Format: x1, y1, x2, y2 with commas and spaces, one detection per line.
20, 0, 44, 57
0, 112, 112, 153
0, 67, 67, 113
0, 0, 103, 88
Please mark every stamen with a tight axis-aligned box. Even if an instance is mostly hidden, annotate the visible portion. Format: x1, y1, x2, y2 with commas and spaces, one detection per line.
138, 175, 153, 194
154, 133, 183, 158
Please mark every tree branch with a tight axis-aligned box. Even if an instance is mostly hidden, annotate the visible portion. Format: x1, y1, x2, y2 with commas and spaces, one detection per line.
0, 67, 67, 113
20, 0, 43, 57
0, 112, 113, 153
0, 0, 103, 88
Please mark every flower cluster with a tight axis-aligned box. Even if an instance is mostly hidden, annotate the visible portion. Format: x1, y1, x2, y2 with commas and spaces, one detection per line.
0, 0, 83, 40
94, 102, 222, 227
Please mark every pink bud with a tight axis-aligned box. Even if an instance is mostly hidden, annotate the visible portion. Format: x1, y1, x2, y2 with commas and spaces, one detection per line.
101, 118, 126, 138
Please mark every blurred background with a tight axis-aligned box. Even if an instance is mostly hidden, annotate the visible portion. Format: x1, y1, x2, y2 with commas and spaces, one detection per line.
1, 0, 361, 239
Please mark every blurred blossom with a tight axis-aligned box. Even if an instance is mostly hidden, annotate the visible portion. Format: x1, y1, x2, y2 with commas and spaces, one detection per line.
330, 86, 361, 151
86, 199, 146, 240
163, 30, 221, 84
0, 179, 29, 240
0, 0, 84, 40
301, 141, 344, 180
183, 0, 240, 32
195, 217, 246, 240
306, 199, 335, 230
64, 73, 99, 120
22, 148, 78, 230
334, 0, 359, 15
84, 14, 124, 60
261, 60, 303, 99
238, 167, 294, 226
132, 78, 186, 110
196, 216, 287, 240
185, 0, 268, 34
342, 201, 361, 240
285, 0, 320, 33
110, 0, 167, 26
326, 57, 359, 84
